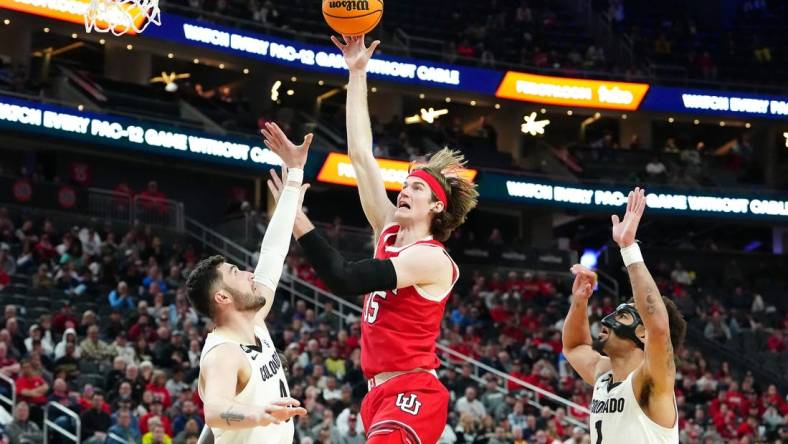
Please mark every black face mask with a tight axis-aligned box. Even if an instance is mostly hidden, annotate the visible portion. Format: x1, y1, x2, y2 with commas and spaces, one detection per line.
601, 303, 645, 350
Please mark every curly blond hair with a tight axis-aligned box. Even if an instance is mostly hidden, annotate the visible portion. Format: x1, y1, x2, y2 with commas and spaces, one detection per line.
409, 148, 479, 241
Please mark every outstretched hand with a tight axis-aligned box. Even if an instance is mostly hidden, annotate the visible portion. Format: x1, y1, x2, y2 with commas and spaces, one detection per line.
256, 397, 307, 426
330, 34, 380, 72
261, 122, 312, 170
267, 167, 309, 210
570, 264, 597, 301
612, 187, 646, 248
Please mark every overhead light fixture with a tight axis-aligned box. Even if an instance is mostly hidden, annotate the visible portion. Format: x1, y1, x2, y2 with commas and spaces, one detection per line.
567, 110, 573, 116
420, 108, 448, 123
150, 71, 191, 92
243, 68, 250, 74
405, 108, 449, 124
270, 80, 281, 101
77, 104, 84, 111
494, 103, 501, 109
540, 108, 547, 114
371, 87, 377, 93
470, 100, 477, 106
445, 97, 451, 103
71, 33, 78, 39
521, 112, 550, 136
668, 117, 674, 123
193, 58, 199, 64
594, 112, 601, 119
167, 53, 174, 59
286, 89, 294, 96
693, 119, 700, 125
43, 27, 50, 33
621, 114, 628, 120
318, 80, 324, 86
745, 123, 751, 128
126, 44, 133, 50
219, 63, 225, 69
418, 93, 425, 99
783, 132, 788, 148
3, 19, 9, 25
99, 39, 105, 45
719, 121, 726, 127
290, 76, 297, 82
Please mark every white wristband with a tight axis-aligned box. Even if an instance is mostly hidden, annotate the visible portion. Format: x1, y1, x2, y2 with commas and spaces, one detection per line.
620, 243, 644, 267
286, 168, 303, 185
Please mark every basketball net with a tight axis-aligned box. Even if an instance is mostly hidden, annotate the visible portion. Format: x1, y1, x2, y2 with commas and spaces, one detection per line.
85, 0, 161, 36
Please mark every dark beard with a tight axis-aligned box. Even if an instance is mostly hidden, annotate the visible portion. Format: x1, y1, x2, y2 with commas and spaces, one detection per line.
228, 287, 266, 312
592, 338, 608, 356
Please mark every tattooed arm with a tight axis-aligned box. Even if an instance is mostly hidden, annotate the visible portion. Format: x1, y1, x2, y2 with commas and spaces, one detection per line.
612, 188, 676, 427
200, 343, 306, 430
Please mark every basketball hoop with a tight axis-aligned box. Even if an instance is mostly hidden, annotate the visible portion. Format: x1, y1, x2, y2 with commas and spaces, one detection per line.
85, 0, 161, 36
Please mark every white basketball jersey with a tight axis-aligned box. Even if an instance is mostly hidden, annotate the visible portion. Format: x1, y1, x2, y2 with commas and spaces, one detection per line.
589, 371, 678, 444
199, 325, 293, 444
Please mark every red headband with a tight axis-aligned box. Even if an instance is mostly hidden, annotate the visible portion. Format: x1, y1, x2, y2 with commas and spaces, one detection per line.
408, 169, 448, 207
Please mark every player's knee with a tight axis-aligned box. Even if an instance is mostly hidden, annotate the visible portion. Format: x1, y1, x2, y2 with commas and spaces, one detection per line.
366, 427, 412, 444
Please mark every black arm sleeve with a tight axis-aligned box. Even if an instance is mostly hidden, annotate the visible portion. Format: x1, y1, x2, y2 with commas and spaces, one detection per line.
296, 229, 398, 296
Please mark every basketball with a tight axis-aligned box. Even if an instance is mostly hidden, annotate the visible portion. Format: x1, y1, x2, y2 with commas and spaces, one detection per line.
322, 0, 383, 36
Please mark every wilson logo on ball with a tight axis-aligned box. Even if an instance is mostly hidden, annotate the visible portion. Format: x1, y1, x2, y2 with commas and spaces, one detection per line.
323, 0, 383, 36
327, 0, 370, 11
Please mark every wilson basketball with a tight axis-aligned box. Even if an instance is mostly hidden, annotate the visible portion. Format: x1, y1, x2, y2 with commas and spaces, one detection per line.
322, 0, 383, 36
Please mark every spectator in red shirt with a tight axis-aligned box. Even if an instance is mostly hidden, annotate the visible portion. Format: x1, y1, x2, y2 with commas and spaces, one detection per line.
487, 272, 505, 292
767, 329, 786, 353
736, 415, 759, 438
710, 390, 727, 419
15, 360, 49, 423
504, 271, 524, 295
488, 297, 511, 324
763, 384, 788, 414
78, 384, 110, 413
34, 233, 56, 262
128, 313, 157, 343
725, 381, 747, 415
507, 360, 529, 392
145, 370, 172, 409
138, 180, 168, 215
521, 272, 541, 301
456, 39, 475, 58
520, 307, 540, 331
140, 399, 173, 436
0, 268, 8, 291
51, 304, 79, 336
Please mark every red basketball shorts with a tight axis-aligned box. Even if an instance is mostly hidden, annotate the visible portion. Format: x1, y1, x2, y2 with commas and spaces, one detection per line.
361, 371, 450, 444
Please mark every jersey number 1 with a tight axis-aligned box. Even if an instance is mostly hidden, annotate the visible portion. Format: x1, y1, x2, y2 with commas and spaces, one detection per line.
595, 420, 602, 444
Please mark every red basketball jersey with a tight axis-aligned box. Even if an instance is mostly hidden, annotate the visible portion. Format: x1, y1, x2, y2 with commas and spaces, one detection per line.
360, 224, 458, 379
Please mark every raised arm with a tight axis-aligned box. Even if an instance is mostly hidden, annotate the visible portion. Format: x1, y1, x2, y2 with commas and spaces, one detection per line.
268, 170, 451, 297
562, 264, 610, 385
200, 344, 305, 430
252, 123, 311, 323
612, 188, 677, 425
332, 35, 395, 235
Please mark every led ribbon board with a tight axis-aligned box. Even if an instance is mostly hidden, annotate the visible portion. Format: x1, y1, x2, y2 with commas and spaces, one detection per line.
479, 172, 788, 220
0, 95, 282, 169
0, 0, 148, 34
142, 14, 503, 94
317, 152, 477, 191
495, 71, 649, 110
641, 86, 788, 119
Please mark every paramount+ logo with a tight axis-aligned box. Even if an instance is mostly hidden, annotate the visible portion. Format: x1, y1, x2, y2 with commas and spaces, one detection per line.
327, 0, 370, 11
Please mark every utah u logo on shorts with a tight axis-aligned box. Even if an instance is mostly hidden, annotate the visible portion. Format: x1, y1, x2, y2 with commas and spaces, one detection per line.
395, 393, 422, 416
